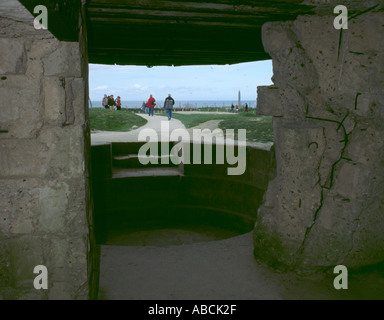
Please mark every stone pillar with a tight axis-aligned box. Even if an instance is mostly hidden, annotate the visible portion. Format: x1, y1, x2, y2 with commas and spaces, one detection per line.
254, 6, 384, 270
0, 1, 93, 299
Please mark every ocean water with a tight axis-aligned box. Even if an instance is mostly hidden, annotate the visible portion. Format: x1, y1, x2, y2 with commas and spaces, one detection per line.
90, 100, 257, 109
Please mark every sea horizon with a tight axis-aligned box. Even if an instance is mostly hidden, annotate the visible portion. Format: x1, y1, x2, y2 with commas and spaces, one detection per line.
89, 99, 257, 109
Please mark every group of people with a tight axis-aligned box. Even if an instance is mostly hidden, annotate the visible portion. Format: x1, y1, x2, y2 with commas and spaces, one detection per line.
142, 94, 175, 120
102, 94, 122, 110
230, 103, 248, 113
101, 93, 175, 120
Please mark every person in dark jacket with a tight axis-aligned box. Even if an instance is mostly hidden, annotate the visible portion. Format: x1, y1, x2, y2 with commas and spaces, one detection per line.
163, 94, 175, 120
141, 101, 147, 114
108, 95, 115, 110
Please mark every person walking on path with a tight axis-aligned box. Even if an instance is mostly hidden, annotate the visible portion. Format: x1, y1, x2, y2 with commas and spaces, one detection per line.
147, 94, 156, 116
142, 101, 147, 114
163, 94, 175, 120
102, 94, 109, 109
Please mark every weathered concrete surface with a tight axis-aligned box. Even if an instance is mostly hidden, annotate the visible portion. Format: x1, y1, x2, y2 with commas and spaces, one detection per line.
0, 0, 93, 299
254, 4, 384, 270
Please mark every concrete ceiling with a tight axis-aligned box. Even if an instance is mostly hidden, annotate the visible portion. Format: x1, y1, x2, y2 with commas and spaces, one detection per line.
18, 0, 318, 66
85, 0, 315, 66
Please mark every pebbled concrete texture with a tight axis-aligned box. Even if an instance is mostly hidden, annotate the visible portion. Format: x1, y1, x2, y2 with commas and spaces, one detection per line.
0, 0, 92, 299
254, 7, 384, 270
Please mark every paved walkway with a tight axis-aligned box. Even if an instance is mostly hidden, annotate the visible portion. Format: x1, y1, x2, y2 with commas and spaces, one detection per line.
91, 114, 186, 145
91, 113, 273, 150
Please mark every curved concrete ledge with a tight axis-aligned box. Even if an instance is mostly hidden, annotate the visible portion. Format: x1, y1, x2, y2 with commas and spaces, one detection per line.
91, 142, 275, 245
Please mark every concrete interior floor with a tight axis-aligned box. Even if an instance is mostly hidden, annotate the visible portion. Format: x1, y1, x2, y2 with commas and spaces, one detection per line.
97, 229, 384, 300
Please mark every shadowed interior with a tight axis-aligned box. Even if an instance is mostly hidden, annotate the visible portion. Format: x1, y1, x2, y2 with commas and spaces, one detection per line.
91, 141, 275, 245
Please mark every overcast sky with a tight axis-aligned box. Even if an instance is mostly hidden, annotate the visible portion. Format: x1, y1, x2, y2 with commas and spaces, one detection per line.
89, 60, 273, 103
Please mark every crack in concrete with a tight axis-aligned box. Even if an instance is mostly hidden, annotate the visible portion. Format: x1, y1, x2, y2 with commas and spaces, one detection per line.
337, 28, 343, 60
348, 4, 381, 21
298, 112, 351, 255
337, 4, 380, 59
354, 92, 361, 110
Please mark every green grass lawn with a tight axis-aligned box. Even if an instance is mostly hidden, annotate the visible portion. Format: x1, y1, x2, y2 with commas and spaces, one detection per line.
89, 108, 147, 131
164, 110, 273, 143
89, 108, 273, 143
219, 113, 273, 143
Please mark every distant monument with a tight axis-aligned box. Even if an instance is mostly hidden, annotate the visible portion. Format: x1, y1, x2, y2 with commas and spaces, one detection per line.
238, 90, 242, 108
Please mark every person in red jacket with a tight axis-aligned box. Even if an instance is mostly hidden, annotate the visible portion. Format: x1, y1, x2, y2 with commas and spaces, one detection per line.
115, 96, 122, 110
147, 94, 156, 116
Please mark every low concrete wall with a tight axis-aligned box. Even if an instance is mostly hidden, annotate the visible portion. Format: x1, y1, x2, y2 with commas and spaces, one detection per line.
91, 142, 275, 244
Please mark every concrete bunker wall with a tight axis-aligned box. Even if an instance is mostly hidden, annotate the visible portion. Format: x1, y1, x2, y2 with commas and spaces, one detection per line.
0, 1, 95, 299
254, 9, 384, 270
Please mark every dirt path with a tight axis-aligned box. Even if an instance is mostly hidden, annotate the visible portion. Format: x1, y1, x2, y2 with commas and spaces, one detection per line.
91, 114, 186, 145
